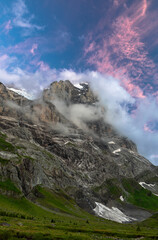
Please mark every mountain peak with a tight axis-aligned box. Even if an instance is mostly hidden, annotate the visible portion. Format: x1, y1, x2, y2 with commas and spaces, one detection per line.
43, 80, 97, 104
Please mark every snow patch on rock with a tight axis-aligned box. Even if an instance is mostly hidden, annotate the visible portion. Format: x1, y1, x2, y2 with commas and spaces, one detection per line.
129, 150, 135, 154
93, 202, 136, 223
139, 182, 155, 189
82, 82, 88, 85
74, 83, 83, 89
120, 196, 124, 202
108, 141, 115, 144
113, 148, 121, 155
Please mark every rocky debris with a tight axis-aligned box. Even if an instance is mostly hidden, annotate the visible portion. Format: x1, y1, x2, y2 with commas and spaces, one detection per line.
17, 222, 23, 226
0, 222, 11, 227
112, 201, 152, 222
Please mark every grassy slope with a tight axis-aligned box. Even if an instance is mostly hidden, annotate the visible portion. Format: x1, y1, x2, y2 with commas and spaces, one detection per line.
0, 179, 21, 194
93, 178, 158, 212
122, 178, 158, 211
33, 186, 90, 218
0, 187, 158, 240
0, 133, 15, 153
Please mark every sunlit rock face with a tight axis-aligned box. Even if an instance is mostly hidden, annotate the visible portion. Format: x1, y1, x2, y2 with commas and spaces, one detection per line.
43, 80, 97, 104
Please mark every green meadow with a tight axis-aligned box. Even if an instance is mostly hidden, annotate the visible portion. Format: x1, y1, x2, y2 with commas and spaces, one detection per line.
0, 182, 158, 240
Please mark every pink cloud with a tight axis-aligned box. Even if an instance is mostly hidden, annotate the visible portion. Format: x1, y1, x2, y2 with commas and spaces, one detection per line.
30, 44, 38, 55
84, 0, 157, 98
3, 38, 43, 57
0, 54, 8, 62
150, 154, 158, 159
113, 0, 127, 8
0, 54, 16, 69
8, 40, 35, 55
144, 123, 153, 133
30, 58, 50, 71
84, 41, 95, 56
37, 61, 50, 71
122, 78, 146, 99
111, 17, 145, 62
4, 20, 12, 33
141, 0, 148, 17
113, 0, 119, 7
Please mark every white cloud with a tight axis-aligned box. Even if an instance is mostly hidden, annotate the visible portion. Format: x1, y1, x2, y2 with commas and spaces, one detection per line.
53, 99, 102, 129
0, 54, 17, 69
12, 0, 43, 34
0, 69, 20, 83
0, 67, 57, 97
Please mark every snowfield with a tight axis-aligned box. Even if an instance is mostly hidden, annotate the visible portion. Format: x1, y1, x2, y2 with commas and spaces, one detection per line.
7, 87, 34, 100
93, 202, 136, 223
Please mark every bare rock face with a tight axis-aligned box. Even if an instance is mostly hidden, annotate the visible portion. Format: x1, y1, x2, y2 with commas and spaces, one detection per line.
0, 82, 29, 118
0, 80, 157, 219
43, 80, 97, 104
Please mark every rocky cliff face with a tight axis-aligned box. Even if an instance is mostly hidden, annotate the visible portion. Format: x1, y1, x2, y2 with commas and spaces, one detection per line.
43, 80, 97, 104
0, 80, 157, 222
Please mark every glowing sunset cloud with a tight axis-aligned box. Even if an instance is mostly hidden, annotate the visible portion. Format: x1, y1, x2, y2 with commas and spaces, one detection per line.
144, 123, 153, 133
141, 0, 147, 17
4, 20, 12, 33
37, 61, 50, 71
122, 78, 146, 99
84, 0, 157, 98
30, 44, 38, 55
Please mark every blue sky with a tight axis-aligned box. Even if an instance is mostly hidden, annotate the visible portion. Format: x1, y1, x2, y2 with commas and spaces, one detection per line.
0, 0, 157, 92
0, 0, 158, 164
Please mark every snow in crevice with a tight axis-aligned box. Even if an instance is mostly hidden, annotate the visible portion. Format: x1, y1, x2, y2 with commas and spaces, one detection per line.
113, 148, 121, 155
139, 182, 155, 189
129, 150, 135, 154
81, 82, 88, 85
108, 141, 115, 144
93, 202, 136, 223
90, 143, 99, 151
